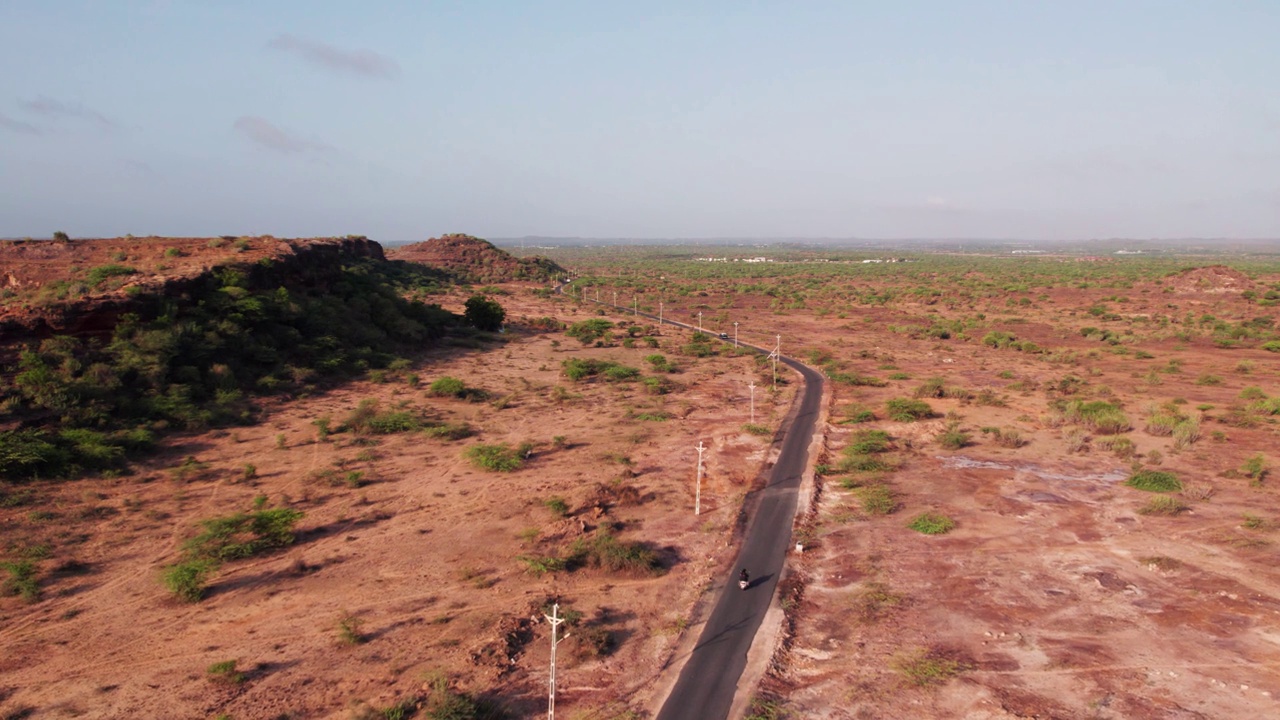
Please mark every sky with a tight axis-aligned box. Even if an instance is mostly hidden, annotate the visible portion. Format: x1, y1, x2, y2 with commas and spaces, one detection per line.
1, 0, 1278, 242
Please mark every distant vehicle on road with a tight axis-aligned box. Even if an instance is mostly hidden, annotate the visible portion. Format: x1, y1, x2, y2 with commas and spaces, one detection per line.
718, 332, 729, 339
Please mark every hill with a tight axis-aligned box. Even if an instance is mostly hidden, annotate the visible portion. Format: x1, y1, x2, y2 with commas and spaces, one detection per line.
0, 235, 456, 480
388, 233, 565, 283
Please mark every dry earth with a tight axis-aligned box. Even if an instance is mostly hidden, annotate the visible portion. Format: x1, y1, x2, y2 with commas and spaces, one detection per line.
578, 260, 1280, 719
0, 283, 797, 719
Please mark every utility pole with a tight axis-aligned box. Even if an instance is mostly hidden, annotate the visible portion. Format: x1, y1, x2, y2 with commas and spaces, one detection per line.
659, 301, 663, 325
749, 381, 756, 424
613, 290, 617, 307
695, 441, 705, 516
734, 322, 739, 348
596, 288, 599, 302
545, 603, 569, 720
697, 311, 702, 333
770, 335, 781, 389
634, 297, 638, 317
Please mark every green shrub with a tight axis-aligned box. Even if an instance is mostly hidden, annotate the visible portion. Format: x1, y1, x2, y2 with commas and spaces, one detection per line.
562, 358, 639, 382
429, 376, 467, 397
848, 429, 891, 455
885, 398, 933, 422
1, 560, 40, 602
342, 399, 421, 434
518, 554, 566, 576
544, 496, 569, 517
463, 294, 505, 331
1064, 400, 1129, 434
86, 264, 137, 286
937, 422, 971, 450
183, 507, 304, 561
981, 331, 1017, 349
1261, 341, 1280, 352
423, 421, 474, 441
1126, 470, 1181, 493
893, 648, 967, 686
1138, 496, 1188, 516
908, 512, 955, 535
829, 371, 886, 387
856, 485, 898, 515
464, 443, 526, 472
206, 659, 246, 685
162, 559, 215, 602
566, 318, 614, 344
567, 530, 662, 575
743, 423, 772, 436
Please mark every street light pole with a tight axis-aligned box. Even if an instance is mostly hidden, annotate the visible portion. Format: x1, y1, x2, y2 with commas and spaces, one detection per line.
697, 311, 702, 333
772, 335, 780, 388
749, 381, 755, 424
659, 301, 663, 325
734, 322, 739, 348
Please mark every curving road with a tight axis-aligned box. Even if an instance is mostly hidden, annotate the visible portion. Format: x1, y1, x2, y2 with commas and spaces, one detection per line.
558, 283, 824, 720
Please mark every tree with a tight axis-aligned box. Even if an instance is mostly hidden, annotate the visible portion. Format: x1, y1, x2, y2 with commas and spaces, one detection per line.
464, 294, 505, 332
52, 231, 70, 242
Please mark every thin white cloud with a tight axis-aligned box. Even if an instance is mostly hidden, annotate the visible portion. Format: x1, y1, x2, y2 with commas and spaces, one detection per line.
22, 96, 115, 128
0, 111, 41, 135
924, 196, 964, 211
233, 116, 333, 155
267, 34, 399, 79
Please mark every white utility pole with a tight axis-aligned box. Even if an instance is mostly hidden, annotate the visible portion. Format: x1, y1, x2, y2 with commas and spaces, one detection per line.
634, 297, 638, 317
734, 322, 739, 348
613, 290, 617, 307
695, 441, 705, 516
596, 289, 599, 302
545, 603, 569, 720
659, 301, 663, 325
697, 311, 703, 333
749, 381, 756, 424
770, 335, 781, 389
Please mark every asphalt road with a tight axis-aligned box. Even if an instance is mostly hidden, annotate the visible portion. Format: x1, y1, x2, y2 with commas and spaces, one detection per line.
559, 285, 825, 719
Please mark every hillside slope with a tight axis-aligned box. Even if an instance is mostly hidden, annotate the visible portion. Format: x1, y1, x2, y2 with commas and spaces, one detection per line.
389, 233, 565, 283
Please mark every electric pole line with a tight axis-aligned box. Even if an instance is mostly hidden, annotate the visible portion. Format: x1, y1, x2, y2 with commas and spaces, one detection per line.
613, 290, 617, 308
659, 301, 663, 325
634, 297, 638, 317
545, 603, 570, 720
749, 381, 756, 424
695, 440, 705, 516
697, 311, 702, 333
769, 335, 781, 389
734, 321, 739, 348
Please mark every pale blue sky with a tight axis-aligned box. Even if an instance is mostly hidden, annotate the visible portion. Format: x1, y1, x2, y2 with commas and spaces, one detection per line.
1, 1, 1277, 241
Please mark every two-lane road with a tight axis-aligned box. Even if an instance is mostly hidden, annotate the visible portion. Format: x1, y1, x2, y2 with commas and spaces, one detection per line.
654, 351, 822, 720
558, 283, 825, 719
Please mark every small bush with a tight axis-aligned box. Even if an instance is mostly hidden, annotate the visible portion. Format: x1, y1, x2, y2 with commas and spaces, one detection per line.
429, 376, 467, 397
567, 530, 662, 575
885, 398, 933, 422
464, 443, 525, 472
1, 560, 40, 602
893, 648, 967, 687
207, 659, 246, 685
743, 423, 772, 436
848, 429, 891, 455
1126, 470, 1181, 493
1138, 496, 1188, 516
937, 422, 970, 450
544, 496, 569, 517
86, 264, 137, 286
908, 512, 955, 535
856, 485, 898, 515
162, 559, 215, 602
423, 421, 473, 441
337, 610, 366, 645
183, 507, 304, 561
853, 581, 904, 622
